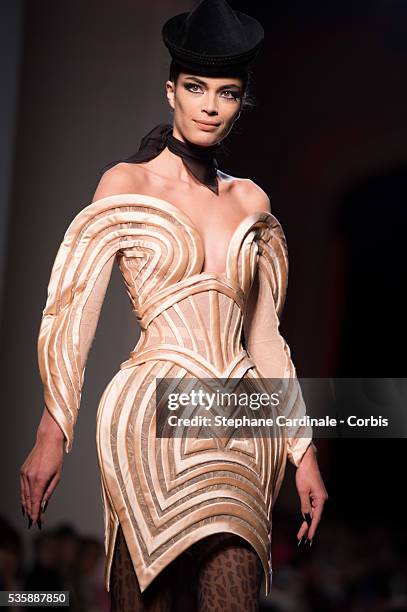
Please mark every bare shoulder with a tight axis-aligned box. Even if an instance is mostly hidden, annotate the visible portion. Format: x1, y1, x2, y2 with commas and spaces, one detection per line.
236, 178, 271, 214
91, 162, 142, 203
219, 171, 271, 214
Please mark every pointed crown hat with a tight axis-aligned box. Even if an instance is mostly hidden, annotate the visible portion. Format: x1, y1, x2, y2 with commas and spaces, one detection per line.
161, 0, 264, 74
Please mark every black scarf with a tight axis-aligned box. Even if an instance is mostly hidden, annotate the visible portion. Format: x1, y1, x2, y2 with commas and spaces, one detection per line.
100, 123, 220, 195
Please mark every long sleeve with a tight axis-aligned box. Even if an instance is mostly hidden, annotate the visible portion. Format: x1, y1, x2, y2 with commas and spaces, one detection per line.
243, 219, 313, 467
37, 201, 121, 454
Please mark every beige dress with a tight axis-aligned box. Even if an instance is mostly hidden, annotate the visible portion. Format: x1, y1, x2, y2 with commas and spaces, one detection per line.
37, 193, 313, 596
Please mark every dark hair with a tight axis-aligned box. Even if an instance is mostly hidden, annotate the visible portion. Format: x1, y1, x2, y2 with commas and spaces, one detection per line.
168, 59, 255, 112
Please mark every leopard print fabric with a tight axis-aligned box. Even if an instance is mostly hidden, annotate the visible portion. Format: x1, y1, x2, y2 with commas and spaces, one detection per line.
110, 525, 263, 611
110, 525, 173, 612
195, 532, 264, 612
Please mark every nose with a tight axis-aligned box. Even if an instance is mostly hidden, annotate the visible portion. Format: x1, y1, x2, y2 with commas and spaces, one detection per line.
201, 91, 219, 116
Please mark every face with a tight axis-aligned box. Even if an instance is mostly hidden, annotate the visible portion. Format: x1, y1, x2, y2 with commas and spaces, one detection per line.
166, 72, 243, 146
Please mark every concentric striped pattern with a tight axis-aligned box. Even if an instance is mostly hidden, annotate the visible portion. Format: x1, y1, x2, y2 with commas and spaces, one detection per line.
37, 193, 313, 597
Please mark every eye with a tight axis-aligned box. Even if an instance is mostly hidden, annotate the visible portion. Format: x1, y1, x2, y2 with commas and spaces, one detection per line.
184, 83, 202, 93
221, 90, 241, 101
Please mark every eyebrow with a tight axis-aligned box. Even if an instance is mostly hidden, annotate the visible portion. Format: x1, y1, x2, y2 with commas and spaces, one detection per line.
183, 76, 242, 91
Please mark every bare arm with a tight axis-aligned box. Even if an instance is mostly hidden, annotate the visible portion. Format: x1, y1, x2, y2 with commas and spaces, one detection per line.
36, 407, 65, 442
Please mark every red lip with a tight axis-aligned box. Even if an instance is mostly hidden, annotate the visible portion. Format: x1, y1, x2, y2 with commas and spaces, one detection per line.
194, 120, 220, 127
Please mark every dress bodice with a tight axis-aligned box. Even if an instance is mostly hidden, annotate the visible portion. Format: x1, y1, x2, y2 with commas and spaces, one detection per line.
109, 193, 288, 314
96, 194, 289, 373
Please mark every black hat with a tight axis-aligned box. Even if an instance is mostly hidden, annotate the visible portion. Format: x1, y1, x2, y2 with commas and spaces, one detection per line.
161, 0, 264, 75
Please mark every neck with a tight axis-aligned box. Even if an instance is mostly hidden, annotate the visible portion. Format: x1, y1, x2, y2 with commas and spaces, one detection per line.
172, 125, 187, 143
159, 147, 199, 185
164, 127, 220, 194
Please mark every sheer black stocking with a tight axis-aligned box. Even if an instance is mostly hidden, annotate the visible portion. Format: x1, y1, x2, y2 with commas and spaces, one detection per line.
110, 525, 173, 612
110, 526, 263, 612
195, 533, 263, 612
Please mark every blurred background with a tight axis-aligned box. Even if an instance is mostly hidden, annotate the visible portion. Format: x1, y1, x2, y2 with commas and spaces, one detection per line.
1, 0, 406, 610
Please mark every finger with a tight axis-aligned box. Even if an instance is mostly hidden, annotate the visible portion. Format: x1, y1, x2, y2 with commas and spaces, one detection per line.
36, 497, 49, 531
298, 486, 313, 519
23, 472, 32, 517
296, 519, 311, 541
26, 472, 44, 521
306, 498, 326, 540
30, 474, 53, 523
296, 523, 310, 541
20, 473, 27, 517
295, 488, 313, 539
39, 472, 60, 524
296, 519, 313, 540
30, 482, 45, 523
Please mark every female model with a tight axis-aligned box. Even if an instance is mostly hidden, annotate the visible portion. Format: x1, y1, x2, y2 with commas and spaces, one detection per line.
20, 1, 328, 610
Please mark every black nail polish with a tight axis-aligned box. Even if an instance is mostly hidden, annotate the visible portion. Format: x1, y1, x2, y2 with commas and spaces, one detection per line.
27, 517, 32, 529
297, 537, 303, 547
37, 518, 42, 531
43, 500, 48, 512
21, 505, 25, 517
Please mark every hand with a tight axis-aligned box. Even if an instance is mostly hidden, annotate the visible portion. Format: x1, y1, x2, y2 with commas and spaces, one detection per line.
295, 444, 328, 545
20, 433, 64, 528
